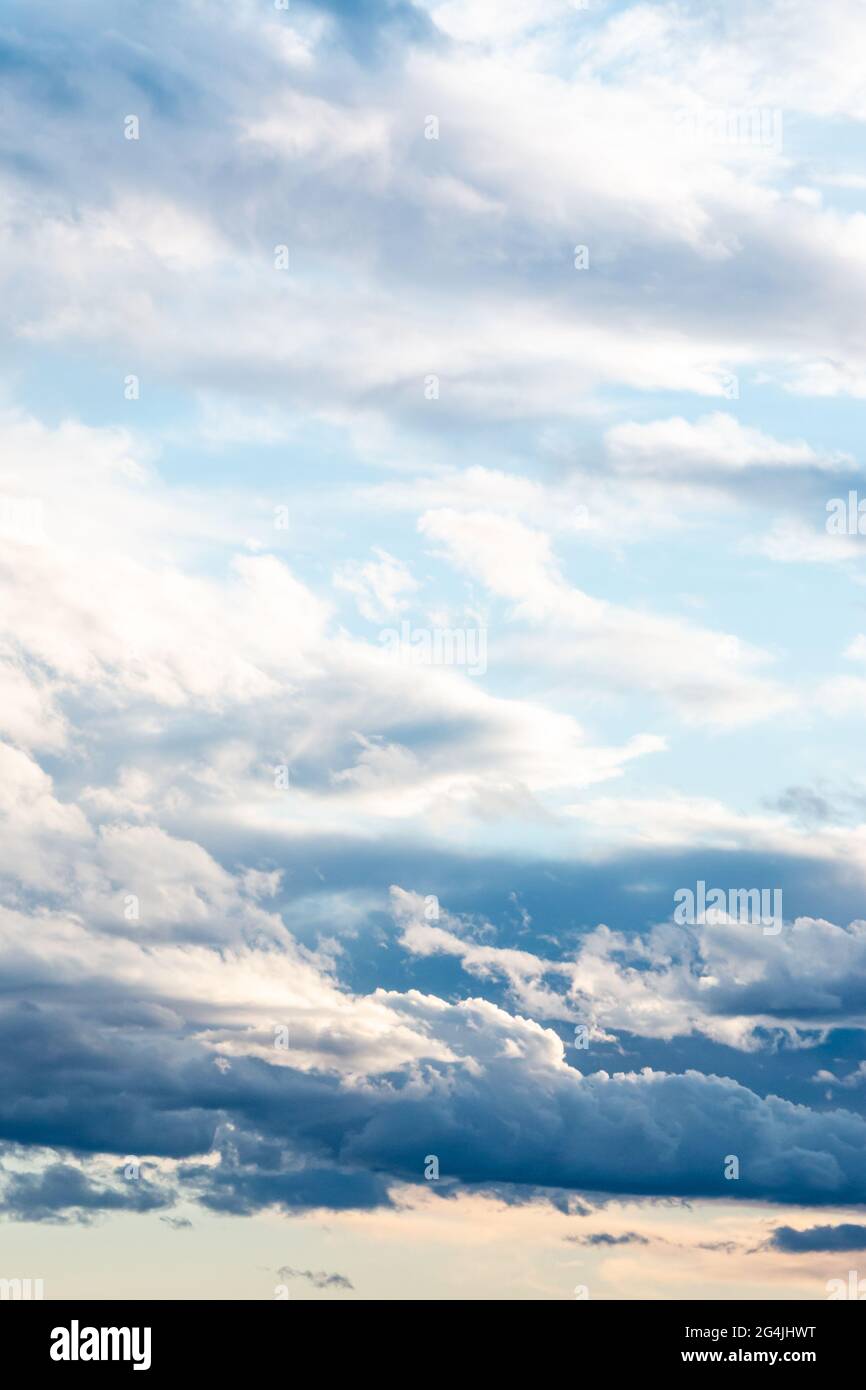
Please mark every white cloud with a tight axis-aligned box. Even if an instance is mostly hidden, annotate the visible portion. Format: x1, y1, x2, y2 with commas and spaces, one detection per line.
334, 548, 419, 624
746, 519, 865, 565
242, 91, 392, 171
606, 413, 850, 475
419, 508, 794, 727
392, 884, 866, 1051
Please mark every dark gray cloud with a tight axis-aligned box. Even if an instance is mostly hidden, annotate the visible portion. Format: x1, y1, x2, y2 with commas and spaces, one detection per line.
0, 1161, 174, 1223
773, 786, 834, 826
277, 1264, 353, 1290
4, 996, 866, 1215
565, 1232, 650, 1247
181, 1158, 393, 1216
769, 1223, 866, 1253
771, 783, 866, 829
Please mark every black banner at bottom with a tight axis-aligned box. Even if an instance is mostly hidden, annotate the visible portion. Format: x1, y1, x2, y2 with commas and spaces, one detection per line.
2, 1299, 862, 1374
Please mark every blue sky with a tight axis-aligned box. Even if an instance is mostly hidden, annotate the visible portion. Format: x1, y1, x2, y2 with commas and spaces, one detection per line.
2, 0, 866, 1299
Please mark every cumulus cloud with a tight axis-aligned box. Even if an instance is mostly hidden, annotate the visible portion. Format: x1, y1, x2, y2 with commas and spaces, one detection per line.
7, 983, 866, 1211
0, 401, 861, 1219
392, 886, 866, 1050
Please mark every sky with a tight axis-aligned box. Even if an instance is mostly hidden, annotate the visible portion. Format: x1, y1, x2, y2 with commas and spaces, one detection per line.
1, 0, 866, 1300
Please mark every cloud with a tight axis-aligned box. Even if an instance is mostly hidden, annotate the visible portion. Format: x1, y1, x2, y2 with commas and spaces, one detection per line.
0, 1161, 174, 1224
7, 0, 866, 426
418, 509, 794, 727
605, 413, 850, 476
746, 520, 865, 565
0, 413, 671, 855
184, 1159, 393, 1217
4, 0, 866, 1274
392, 885, 866, 1050
769, 1224, 866, 1253
5, 974, 866, 1211
565, 1231, 650, 1247
334, 548, 419, 623
276, 1265, 354, 1290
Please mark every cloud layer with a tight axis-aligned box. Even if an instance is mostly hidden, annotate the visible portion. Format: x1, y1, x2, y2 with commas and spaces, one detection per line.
2, 0, 866, 1298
